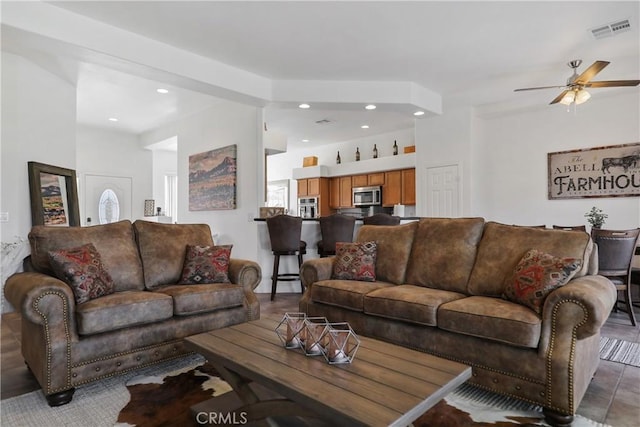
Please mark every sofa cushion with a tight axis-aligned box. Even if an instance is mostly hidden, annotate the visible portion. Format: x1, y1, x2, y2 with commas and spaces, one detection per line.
48, 243, 115, 304
29, 220, 144, 291
310, 280, 394, 311
133, 220, 214, 289
356, 222, 418, 285
180, 245, 232, 284
75, 291, 173, 335
364, 285, 467, 326
405, 218, 485, 293
503, 249, 582, 314
438, 296, 542, 348
154, 283, 245, 316
331, 241, 377, 282
467, 222, 593, 297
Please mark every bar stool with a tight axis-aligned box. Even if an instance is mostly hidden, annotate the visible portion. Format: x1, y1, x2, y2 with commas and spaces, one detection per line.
317, 214, 356, 257
266, 214, 306, 301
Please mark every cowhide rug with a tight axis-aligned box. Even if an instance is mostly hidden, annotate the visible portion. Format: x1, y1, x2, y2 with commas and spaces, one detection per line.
117, 363, 608, 427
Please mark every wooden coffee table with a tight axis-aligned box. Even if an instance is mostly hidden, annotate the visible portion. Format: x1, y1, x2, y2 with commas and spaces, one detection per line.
184, 316, 471, 426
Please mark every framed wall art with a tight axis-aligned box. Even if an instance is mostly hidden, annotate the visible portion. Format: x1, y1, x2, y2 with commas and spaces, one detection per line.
189, 144, 237, 210
548, 142, 640, 200
28, 161, 80, 226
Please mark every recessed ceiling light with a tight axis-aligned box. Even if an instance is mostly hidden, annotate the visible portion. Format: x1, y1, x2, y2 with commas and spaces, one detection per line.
365, 104, 376, 110
299, 103, 310, 109
361, 125, 369, 129
414, 111, 425, 116
157, 88, 169, 94
302, 139, 309, 142
108, 117, 119, 122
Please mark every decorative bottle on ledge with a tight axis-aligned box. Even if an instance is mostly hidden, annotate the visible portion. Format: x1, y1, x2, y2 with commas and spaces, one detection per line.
373, 144, 378, 159
393, 140, 398, 156
355, 147, 360, 161
336, 151, 341, 164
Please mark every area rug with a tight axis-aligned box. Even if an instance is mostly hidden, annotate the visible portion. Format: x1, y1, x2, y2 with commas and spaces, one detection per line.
1, 354, 610, 427
598, 336, 640, 368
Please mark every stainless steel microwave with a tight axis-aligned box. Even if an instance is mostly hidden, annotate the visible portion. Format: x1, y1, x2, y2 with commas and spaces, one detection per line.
352, 186, 382, 207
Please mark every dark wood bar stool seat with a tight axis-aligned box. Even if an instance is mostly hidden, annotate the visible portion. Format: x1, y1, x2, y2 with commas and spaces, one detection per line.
266, 214, 306, 301
553, 225, 587, 231
317, 214, 356, 257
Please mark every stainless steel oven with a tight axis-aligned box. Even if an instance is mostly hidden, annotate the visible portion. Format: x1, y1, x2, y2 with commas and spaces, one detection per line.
352, 186, 382, 207
298, 197, 318, 218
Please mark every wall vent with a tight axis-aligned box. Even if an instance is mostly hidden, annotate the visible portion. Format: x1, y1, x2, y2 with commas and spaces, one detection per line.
590, 19, 631, 39
315, 119, 331, 124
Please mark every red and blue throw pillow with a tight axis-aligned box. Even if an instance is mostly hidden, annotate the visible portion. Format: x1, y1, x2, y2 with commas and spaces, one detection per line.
180, 245, 232, 284
48, 243, 115, 304
503, 248, 582, 314
331, 241, 377, 282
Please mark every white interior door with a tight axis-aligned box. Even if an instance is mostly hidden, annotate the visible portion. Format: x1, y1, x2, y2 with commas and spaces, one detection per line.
425, 164, 460, 217
84, 175, 132, 226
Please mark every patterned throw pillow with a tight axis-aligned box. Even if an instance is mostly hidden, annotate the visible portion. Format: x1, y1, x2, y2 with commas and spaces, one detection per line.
503, 249, 582, 314
180, 245, 232, 284
331, 241, 377, 282
48, 243, 115, 304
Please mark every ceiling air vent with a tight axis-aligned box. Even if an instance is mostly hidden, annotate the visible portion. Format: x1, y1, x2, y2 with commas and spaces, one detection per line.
590, 19, 631, 39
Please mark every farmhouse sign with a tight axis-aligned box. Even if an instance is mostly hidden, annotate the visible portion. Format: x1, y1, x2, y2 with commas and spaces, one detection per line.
548, 142, 640, 199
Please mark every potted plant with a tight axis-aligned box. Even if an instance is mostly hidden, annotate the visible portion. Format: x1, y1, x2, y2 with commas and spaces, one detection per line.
584, 207, 607, 229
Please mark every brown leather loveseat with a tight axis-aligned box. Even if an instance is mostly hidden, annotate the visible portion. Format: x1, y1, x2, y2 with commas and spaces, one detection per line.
5, 220, 261, 406
299, 218, 616, 427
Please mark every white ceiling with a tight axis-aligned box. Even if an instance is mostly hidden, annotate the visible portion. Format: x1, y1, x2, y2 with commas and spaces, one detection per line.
11, 1, 640, 148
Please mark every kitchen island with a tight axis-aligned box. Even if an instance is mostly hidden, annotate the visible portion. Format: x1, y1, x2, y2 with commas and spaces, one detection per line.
253, 216, 418, 295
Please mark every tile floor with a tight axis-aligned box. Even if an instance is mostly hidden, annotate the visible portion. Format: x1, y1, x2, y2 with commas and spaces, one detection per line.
2, 293, 639, 426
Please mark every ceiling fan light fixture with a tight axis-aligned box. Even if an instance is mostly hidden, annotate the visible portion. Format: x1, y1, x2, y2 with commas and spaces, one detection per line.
559, 91, 575, 106
575, 89, 591, 105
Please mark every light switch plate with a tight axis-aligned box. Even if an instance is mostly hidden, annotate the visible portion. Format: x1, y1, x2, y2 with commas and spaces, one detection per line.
0, 212, 8, 222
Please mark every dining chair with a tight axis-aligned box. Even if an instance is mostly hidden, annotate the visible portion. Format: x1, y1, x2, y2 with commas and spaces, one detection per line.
591, 228, 640, 326
553, 225, 587, 231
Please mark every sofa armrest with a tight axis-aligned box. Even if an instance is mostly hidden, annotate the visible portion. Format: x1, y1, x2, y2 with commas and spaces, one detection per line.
4, 272, 79, 339
228, 259, 261, 321
300, 257, 335, 290
228, 259, 261, 291
540, 274, 616, 349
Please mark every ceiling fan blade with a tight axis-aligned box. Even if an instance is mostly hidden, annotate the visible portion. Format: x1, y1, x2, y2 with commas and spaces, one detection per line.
574, 61, 610, 84
550, 90, 570, 105
514, 85, 567, 92
586, 80, 640, 88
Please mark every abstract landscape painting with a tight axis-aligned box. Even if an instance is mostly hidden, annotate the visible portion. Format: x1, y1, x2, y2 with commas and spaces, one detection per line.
189, 145, 237, 210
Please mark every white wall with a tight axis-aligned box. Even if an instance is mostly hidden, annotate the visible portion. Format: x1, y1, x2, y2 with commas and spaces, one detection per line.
148, 101, 262, 262
473, 92, 640, 229
76, 125, 153, 224
151, 149, 178, 217
267, 128, 415, 209
1, 52, 77, 312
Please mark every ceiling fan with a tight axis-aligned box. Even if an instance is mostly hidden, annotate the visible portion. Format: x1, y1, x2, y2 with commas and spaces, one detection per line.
514, 60, 640, 106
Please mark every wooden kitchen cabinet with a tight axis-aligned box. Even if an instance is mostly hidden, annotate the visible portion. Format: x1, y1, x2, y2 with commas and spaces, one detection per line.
402, 168, 416, 205
368, 172, 385, 186
329, 177, 340, 208
339, 176, 353, 208
352, 174, 368, 187
297, 179, 308, 197
297, 178, 321, 197
383, 170, 402, 207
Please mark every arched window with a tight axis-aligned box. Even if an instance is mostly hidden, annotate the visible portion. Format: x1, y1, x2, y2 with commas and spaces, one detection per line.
98, 189, 120, 224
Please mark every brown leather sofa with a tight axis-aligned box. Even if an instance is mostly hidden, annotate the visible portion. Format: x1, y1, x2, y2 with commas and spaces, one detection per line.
5, 220, 261, 406
299, 218, 616, 427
